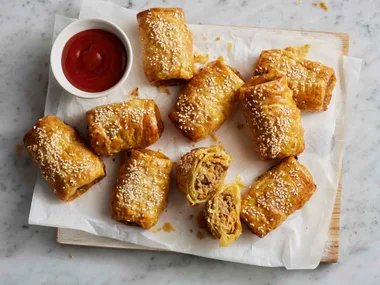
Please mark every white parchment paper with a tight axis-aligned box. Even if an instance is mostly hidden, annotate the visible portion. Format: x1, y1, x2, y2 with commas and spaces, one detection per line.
29, 0, 362, 269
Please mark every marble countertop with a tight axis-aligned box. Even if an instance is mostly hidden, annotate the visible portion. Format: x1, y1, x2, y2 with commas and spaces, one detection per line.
1, 0, 379, 284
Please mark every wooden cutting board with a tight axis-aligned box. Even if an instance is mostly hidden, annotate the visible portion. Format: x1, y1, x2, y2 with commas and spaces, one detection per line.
56, 29, 349, 264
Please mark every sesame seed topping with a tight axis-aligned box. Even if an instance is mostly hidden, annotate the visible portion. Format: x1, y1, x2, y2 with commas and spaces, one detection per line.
113, 150, 171, 224
88, 99, 160, 156
240, 77, 300, 159
171, 61, 244, 137
254, 47, 335, 109
25, 117, 102, 194
241, 158, 313, 236
139, 9, 193, 81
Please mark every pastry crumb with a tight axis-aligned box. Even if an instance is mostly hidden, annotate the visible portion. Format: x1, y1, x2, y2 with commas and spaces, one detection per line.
150, 227, 162, 234
197, 212, 207, 229
215, 37, 221, 41
69, 255, 74, 259
196, 231, 206, 240
203, 36, 208, 41
163, 222, 175, 232
189, 229, 193, 233
313, 2, 318, 6
190, 142, 196, 147
158, 86, 171, 95
128, 87, 139, 97
16, 144, 23, 154
236, 122, 245, 130
217, 55, 225, 62
194, 52, 209, 64
235, 174, 246, 188
210, 134, 219, 143
227, 42, 233, 51
173, 137, 177, 144
320, 1, 328, 10
296, 0, 302, 4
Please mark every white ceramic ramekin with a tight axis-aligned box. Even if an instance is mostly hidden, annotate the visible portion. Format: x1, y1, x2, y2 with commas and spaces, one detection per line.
50, 18, 133, 99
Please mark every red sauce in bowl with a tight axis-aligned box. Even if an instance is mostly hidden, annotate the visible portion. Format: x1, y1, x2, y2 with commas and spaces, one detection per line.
62, 29, 127, 93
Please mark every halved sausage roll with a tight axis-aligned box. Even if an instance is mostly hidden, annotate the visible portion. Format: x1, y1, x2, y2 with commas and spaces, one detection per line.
204, 183, 242, 247
176, 145, 232, 205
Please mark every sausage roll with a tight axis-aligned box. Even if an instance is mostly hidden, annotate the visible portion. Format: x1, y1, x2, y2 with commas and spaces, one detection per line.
111, 149, 173, 229
204, 183, 242, 247
176, 145, 231, 205
239, 74, 305, 160
137, 8, 194, 86
23, 116, 106, 202
241, 157, 316, 238
253, 45, 336, 111
87, 99, 164, 156
169, 60, 244, 142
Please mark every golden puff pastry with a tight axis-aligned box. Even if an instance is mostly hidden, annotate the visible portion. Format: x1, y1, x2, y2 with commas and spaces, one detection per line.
169, 60, 244, 142
253, 45, 336, 111
204, 183, 242, 247
241, 157, 316, 238
87, 99, 164, 157
176, 145, 231, 205
137, 8, 194, 86
239, 74, 305, 160
23, 116, 106, 202
111, 149, 173, 229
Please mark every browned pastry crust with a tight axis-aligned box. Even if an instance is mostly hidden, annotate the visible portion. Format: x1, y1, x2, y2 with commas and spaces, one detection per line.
253, 45, 336, 111
137, 8, 194, 86
176, 145, 232, 205
204, 183, 242, 247
111, 149, 173, 229
241, 157, 316, 237
239, 73, 305, 160
169, 60, 245, 142
86, 99, 164, 157
23, 116, 106, 202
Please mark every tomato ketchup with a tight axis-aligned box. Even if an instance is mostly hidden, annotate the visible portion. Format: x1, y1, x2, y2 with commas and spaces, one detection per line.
62, 29, 127, 93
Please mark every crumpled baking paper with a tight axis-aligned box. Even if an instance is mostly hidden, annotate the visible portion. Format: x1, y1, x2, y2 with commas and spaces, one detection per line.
29, 0, 362, 269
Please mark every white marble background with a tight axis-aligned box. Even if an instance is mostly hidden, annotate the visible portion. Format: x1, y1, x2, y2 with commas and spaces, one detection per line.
0, 0, 379, 284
